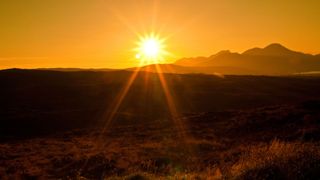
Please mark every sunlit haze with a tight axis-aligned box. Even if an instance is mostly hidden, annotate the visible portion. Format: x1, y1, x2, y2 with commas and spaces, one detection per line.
1, 0, 320, 69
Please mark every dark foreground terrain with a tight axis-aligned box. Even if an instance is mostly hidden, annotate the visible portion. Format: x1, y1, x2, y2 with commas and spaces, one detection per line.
1, 69, 320, 179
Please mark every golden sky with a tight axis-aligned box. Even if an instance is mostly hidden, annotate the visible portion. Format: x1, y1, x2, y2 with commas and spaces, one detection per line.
1, 0, 320, 69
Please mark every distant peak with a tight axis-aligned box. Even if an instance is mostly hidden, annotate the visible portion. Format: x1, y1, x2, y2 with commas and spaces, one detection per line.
243, 43, 296, 56
242, 47, 261, 55
264, 43, 288, 50
216, 50, 231, 56
217, 50, 231, 54
210, 50, 231, 58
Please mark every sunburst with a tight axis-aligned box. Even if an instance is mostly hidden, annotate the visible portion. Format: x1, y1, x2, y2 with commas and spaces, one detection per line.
134, 33, 169, 65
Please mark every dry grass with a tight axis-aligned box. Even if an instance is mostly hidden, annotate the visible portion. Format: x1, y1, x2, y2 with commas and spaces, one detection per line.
1, 100, 320, 179
230, 140, 320, 179
1, 135, 319, 179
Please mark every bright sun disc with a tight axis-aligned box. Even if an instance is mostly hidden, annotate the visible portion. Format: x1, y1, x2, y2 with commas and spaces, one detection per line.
142, 39, 159, 58
134, 33, 168, 64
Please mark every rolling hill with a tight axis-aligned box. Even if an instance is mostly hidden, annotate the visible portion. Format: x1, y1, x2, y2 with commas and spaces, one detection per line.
126, 63, 254, 75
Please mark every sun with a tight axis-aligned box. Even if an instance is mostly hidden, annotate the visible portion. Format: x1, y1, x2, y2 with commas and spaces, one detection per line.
141, 38, 159, 58
134, 33, 168, 65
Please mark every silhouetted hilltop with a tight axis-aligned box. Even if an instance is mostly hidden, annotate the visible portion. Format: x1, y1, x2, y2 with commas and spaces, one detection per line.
242, 43, 306, 57
127, 64, 254, 75
175, 43, 320, 75
173, 56, 208, 67
36, 68, 116, 72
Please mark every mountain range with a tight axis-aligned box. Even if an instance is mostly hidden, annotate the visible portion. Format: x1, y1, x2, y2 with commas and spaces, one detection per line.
10, 43, 320, 75
141, 43, 320, 75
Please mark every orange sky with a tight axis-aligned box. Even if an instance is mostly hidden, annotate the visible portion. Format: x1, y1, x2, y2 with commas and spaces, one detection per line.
1, 0, 320, 69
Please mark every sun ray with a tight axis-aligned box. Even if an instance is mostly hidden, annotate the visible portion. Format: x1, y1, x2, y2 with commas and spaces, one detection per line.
94, 59, 146, 148
154, 64, 189, 144
133, 32, 190, 145
78, 60, 147, 175
93, 31, 190, 152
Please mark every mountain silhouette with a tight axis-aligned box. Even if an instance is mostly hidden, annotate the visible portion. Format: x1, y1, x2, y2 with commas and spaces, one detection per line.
35, 43, 320, 75
174, 43, 320, 75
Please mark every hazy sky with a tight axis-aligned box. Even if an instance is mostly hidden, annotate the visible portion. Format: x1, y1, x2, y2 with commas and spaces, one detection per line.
1, 0, 320, 69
